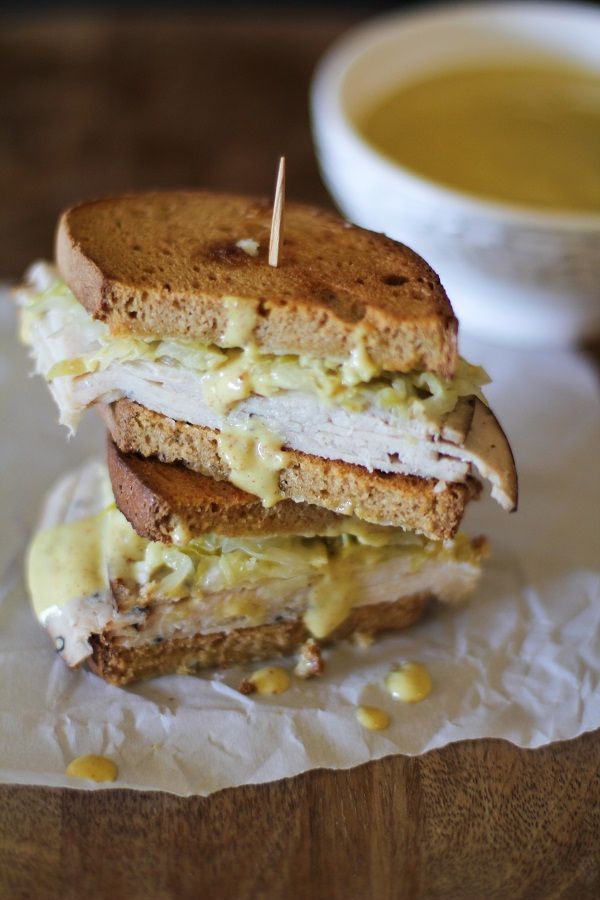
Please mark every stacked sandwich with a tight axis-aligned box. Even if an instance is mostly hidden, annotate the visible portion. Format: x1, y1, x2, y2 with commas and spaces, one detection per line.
18, 192, 517, 685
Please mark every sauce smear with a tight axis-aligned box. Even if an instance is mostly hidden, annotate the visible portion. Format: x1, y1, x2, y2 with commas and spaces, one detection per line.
66, 755, 118, 783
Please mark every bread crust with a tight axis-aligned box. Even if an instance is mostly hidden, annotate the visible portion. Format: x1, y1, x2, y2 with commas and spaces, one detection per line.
88, 592, 429, 685
107, 435, 348, 541
103, 400, 480, 539
55, 191, 458, 376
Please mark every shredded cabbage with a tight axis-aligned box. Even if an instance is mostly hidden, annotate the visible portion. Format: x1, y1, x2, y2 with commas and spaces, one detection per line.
101, 502, 476, 606
18, 270, 490, 422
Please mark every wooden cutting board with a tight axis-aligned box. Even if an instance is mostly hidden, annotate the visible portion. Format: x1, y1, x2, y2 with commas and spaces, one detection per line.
2, 732, 599, 900
0, 13, 598, 899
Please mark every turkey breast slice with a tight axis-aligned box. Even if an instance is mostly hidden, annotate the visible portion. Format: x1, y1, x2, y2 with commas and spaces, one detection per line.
27, 306, 517, 510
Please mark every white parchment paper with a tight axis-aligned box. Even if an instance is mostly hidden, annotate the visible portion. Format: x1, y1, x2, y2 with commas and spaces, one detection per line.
1, 291, 599, 795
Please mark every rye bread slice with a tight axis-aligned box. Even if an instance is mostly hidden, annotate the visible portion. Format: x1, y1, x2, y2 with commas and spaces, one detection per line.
102, 400, 481, 540
55, 191, 458, 376
107, 436, 347, 542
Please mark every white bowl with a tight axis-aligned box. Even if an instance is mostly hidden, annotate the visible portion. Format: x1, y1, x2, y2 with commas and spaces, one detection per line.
311, 1, 600, 347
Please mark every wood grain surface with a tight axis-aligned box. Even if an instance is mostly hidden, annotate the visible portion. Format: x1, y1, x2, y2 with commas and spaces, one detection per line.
0, 12, 346, 278
1, 12, 599, 900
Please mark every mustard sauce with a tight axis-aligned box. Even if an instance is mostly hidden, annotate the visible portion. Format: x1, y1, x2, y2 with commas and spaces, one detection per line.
26, 513, 107, 622
385, 662, 432, 703
358, 62, 600, 212
303, 570, 359, 639
221, 593, 267, 625
220, 296, 258, 348
248, 666, 291, 695
66, 754, 118, 783
341, 324, 379, 386
356, 706, 390, 731
216, 419, 289, 507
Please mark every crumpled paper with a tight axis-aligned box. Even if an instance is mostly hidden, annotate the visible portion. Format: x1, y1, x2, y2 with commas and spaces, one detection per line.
0, 291, 598, 795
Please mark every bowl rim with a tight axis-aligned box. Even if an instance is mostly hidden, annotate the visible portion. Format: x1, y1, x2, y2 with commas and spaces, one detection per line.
311, 0, 600, 232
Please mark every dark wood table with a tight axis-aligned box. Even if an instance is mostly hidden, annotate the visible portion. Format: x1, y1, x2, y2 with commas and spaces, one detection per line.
1, 13, 599, 899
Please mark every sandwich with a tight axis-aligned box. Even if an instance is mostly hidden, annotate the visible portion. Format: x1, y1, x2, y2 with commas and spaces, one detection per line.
18, 190, 517, 684
26, 448, 487, 685
19, 192, 517, 539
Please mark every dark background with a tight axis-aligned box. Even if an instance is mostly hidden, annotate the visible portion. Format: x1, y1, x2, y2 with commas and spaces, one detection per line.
1, 0, 595, 277
0, 2, 406, 277
3, 0, 416, 12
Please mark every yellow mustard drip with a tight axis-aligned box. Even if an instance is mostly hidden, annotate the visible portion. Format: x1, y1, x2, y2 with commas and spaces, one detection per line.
303, 567, 360, 639
201, 350, 255, 412
103, 506, 149, 583
248, 666, 291, 695
340, 324, 379, 386
26, 513, 107, 622
170, 520, 192, 546
358, 62, 600, 213
66, 754, 118, 782
385, 662, 432, 703
221, 594, 267, 625
220, 296, 259, 348
46, 357, 91, 380
216, 420, 290, 508
356, 706, 390, 731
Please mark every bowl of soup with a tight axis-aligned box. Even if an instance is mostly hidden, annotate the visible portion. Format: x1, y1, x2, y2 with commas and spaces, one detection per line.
311, 2, 600, 346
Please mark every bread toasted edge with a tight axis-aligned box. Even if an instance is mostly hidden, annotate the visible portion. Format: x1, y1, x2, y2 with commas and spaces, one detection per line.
56, 211, 107, 322
88, 592, 429, 685
107, 435, 351, 541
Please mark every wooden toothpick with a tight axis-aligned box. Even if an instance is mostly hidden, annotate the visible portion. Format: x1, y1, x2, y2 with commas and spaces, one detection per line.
268, 156, 286, 267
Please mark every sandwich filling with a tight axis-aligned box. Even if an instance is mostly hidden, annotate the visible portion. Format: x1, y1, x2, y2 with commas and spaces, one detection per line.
18, 263, 516, 509
27, 461, 485, 668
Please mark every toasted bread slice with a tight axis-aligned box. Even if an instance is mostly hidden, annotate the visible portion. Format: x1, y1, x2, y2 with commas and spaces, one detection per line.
103, 400, 481, 540
89, 593, 429, 685
107, 436, 346, 542
55, 191, 457, 376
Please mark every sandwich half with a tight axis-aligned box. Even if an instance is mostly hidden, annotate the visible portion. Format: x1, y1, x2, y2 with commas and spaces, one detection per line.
17, 192, 517, 540
26, 451, 487, 685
